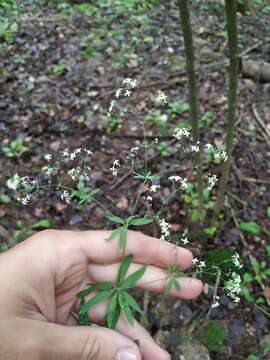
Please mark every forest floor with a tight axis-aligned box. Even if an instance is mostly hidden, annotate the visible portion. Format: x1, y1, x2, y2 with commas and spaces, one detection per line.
0, 1, 270, 359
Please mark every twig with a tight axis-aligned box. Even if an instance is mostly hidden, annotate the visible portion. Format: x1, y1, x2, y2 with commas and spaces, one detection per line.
252, 104, 270, 148
206, 269, 221, 320
109, 170, 133, 190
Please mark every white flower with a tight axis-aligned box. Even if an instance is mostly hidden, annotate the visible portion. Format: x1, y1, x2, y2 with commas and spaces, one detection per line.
62, 148, 69, 157
7, 173, 21, 190
191, 142, 200, 153
180, 234, 189, 245
173, 128, 190, 140
107, 100, 116, 117
211, 301, 220, 308
110, 159, 121, 176
192, 258, 199, 265
61, 190, 72, 204
205, 143, 213, 150
180, 178, 188, 190
85, 148, 93, 156
207, 174, 218, 191
42, 166, 54, 176
21, 194, 31, 206
123, 78, 137, 88
125, 89, 131, 97
198, 260, 206, 270
115, 88, 123, 98
159, 218, 170, 240
225, 272, 242, 303
150, 184, 160, 192
129, 146, 139, 158
70, 152, 76, 161
168, 175, 182, 182
155, 90, 167, 105
232, 253, 243, 269
214, 151, 228, 162
44, 154, 52, 161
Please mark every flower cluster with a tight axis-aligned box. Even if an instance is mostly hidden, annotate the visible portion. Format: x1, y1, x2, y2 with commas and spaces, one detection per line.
207, 174, 218, 191
6, 147, 94, 206
110, 159, 121, 176
225, 272, 241, 303
168, 176, 188, 190
159, 218, 170, 240
173, 128, 190, 140
155, 90, 167, 106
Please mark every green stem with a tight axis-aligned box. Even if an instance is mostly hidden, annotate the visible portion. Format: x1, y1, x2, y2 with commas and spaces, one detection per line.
178, 0, 204, 223
212, 0, 238, 222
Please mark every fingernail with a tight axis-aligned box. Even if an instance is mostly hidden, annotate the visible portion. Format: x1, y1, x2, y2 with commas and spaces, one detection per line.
116, 348, 138, 360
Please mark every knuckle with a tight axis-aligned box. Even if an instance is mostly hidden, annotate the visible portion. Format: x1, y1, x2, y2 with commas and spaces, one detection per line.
81, 332, 101, 360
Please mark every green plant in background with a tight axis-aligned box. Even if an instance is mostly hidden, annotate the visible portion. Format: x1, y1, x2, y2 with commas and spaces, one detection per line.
11, 219, 52, 243
181, 183, 215, 223
200, 111, 213, 128
168, 101, 190, 118
200, 321, 225, 352
75, 2, 96, 14
157, 141, 171, 158
103, 116, 123, 133
50, 63, 67, 75
1, 138, 28, 158
246, 354, 259, 360
143, 109, 170, 132
0, 0, 19, 43
241, 246, 270, 306
77, 254, 147, 329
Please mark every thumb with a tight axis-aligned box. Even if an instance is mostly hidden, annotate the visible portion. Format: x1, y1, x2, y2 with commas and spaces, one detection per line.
1, 318, 142, 360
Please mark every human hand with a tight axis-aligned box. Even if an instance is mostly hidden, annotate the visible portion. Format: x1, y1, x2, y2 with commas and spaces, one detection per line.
0, 229, 202, 359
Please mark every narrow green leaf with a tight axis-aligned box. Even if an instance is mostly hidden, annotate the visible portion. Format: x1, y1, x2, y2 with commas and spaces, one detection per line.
173, 278, 181, 291
89, 188, 100, 197
105, 228, 121, 241
116, 254, 133, 286
165, 277, 174, 296
106, 292, 120, 329
130, 217, 153, 226
120, 265, 147, 289
122, 292, 149, 327
119, 226, 128, 251
118, 292, 134, 326
126, 215, 138, 224
79, 289, 114, 315
241, 285, 254, 303
122, 292, 143, 315
107, 215, 125, 225
76, 282, 112, 298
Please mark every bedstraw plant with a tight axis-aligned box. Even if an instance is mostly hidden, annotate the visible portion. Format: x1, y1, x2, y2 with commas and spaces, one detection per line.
6, 78, 243, 330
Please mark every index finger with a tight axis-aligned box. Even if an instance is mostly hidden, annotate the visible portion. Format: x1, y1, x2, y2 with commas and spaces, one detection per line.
78, 230, 193, 270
